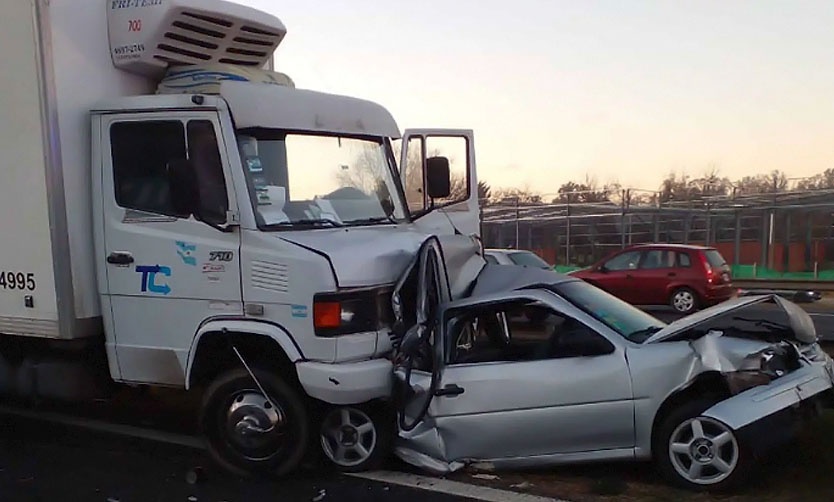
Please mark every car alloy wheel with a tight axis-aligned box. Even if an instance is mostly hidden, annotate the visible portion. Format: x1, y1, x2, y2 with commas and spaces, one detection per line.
672, 289, 696, 313
321, 407, 376, 468
668, 416, 739, 486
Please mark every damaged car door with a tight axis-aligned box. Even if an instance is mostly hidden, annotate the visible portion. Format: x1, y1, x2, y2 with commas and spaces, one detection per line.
429, 292, 636, 463
396, 250, 637, 469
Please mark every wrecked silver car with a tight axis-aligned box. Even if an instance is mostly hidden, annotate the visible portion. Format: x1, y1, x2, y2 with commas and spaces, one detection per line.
389, 237, 834, 491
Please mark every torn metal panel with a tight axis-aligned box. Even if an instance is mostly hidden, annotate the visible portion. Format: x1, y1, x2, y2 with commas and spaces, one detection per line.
702, 361, 834, 430
774, 296, 817, 344
688, 332, 776, 373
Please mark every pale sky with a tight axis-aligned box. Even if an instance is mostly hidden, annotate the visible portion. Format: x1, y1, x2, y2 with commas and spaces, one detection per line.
237, 0, 834, 195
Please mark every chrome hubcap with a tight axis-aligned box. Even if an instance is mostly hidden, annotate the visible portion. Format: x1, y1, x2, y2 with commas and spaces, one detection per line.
674, 291, 695, 312
320, 407, 377, 467
225, 391, 285, 460
669, 417, 738, 485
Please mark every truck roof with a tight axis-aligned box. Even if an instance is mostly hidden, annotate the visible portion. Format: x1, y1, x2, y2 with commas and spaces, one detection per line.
93, 81, 401, 138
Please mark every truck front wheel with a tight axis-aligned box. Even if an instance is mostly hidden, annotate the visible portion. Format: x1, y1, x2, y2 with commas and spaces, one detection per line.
200, 368, 309, 478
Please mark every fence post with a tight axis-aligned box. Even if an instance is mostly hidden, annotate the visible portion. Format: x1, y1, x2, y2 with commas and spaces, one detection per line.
514, 198, 520, 249
734, 211, 742, 266
566, 201, 571, 266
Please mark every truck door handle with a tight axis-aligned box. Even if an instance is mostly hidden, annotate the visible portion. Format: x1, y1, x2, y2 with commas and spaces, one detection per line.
435, 384, 464, 397
668, 272, 677, 277
107, 252, 134, 265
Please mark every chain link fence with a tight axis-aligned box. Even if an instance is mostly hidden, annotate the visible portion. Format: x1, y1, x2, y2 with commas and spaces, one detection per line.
481, 189, 834, 280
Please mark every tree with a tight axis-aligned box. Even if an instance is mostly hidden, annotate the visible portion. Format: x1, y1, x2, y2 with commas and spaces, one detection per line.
658, 172, 692, 203
796, 168, 834, 190
735, 170, 789, 194
491, 186, 542, 204
554, 175, 614, 203
477, 181, 491, 207
689, 167, 731, 198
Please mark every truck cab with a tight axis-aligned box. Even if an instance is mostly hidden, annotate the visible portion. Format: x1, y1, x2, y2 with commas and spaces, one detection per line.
0, 0, 484, 478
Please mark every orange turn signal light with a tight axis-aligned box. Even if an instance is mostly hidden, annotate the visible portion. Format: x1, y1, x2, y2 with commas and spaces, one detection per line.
314, 301, 341, 329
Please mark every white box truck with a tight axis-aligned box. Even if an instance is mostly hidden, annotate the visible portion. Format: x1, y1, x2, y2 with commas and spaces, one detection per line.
0, 0, 484, 477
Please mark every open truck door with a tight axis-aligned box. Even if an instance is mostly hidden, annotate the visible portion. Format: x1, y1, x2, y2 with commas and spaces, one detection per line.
398, 129, 480, 237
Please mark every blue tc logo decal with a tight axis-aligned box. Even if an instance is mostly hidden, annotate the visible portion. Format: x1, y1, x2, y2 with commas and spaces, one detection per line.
176, 241, 197, 266
136, 265, 172, 295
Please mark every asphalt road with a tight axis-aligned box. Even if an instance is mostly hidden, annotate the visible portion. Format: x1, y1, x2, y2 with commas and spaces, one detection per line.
0, 414, 472, 502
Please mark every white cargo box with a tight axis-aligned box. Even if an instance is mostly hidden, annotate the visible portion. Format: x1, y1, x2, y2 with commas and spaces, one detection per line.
0, 0, 287, 340
0, 1, 154, 339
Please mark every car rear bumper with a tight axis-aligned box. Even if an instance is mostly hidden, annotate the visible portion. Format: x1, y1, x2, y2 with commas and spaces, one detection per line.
703, 284, 736, 304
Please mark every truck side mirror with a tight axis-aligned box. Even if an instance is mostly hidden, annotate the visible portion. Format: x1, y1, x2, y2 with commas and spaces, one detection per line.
168, 159, 200, 219
426, 156, 451, 199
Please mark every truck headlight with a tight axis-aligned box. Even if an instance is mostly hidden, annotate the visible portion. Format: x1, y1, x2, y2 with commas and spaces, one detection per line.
313, 287, 392, 337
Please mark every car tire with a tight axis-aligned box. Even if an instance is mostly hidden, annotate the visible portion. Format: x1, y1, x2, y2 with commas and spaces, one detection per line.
654, 399, 753, 492
670, 287, 699, 314
200, 368, 309, 478
319, 403, 393, 472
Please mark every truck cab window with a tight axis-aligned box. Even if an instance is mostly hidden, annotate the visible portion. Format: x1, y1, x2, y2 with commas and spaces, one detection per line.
187, 120, 229, 224
111, 120, 186, 217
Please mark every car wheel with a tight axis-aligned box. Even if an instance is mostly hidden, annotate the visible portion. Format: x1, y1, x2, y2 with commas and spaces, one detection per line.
654, 399, 752, 491
319, 404, 393, 472
670, 287, 699, 314
200, 368, 309, 478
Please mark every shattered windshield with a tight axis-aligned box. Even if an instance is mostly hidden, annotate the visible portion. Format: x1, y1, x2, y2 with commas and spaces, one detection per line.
554, 280, 667, 342
237, 129, 407, 229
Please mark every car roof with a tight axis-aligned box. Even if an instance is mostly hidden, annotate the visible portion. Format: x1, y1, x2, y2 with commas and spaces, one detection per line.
466, 264, 574, 298
626, 243, 716, 251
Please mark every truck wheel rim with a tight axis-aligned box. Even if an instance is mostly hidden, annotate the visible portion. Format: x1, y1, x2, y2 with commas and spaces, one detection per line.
669, 417, 739, 485
224, 390, 286, 461
674, 291, 695, 312
320, 407, 377, 467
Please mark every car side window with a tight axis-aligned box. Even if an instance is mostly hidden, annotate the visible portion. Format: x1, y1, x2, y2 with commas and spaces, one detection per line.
111, 120, 187, 217
484, 254, 499, 264
640, 250, 674, 269
604, 251, 641, 271
677, 252, 692, 268
448, 302, 614, 365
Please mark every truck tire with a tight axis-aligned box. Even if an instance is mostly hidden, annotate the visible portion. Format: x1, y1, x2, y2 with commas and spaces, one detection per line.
318, 403, 393, 472
653, 399, 752, 492
200, 368, 309, 478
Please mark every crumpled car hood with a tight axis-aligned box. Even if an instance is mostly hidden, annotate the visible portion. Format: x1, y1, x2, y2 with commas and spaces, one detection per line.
279, 227, 482, 289
644, 294, 818, 344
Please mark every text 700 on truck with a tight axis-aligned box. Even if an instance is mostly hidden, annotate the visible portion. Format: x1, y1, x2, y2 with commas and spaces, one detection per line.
0, 0, 484, 476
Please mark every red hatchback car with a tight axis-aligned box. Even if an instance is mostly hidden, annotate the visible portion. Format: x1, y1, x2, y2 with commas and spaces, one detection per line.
570, 244, 735, 314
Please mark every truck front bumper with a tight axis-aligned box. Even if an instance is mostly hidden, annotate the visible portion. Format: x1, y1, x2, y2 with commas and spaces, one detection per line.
296, 358, 393, 405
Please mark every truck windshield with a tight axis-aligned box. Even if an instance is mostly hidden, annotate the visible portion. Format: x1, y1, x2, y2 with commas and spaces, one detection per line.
236, 129, 407, 229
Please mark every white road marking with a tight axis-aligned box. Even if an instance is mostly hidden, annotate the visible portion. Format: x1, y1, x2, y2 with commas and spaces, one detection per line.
348, 470, 569, 502
0, 404, 206, 450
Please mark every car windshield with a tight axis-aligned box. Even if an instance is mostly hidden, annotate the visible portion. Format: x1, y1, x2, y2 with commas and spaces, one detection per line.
554, 280, 667, 342
509, 252, 551, 268
236, 129, 407, 229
